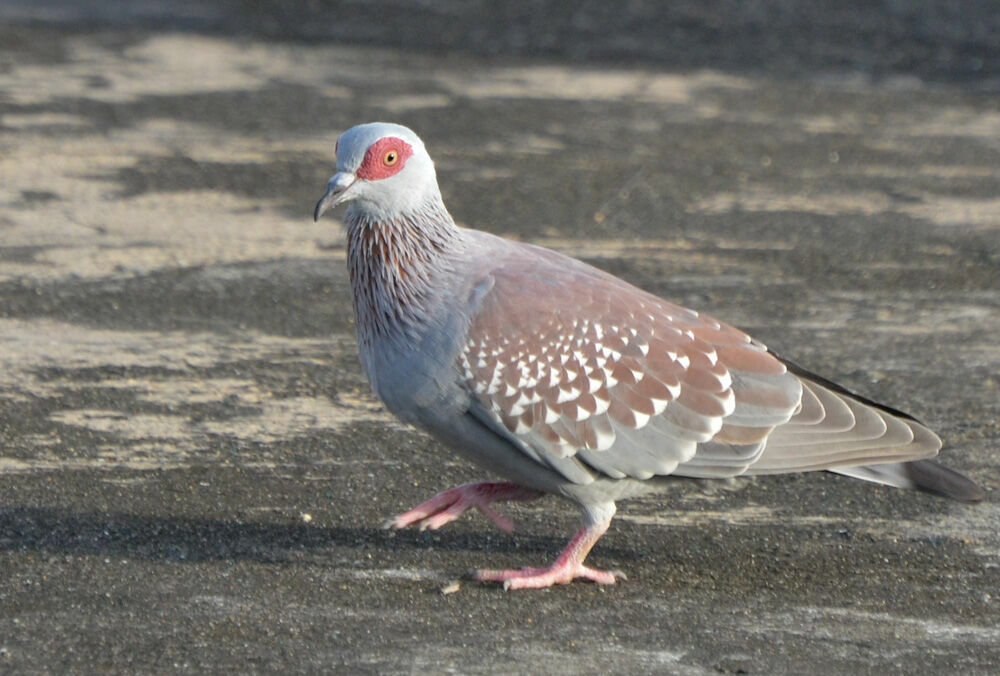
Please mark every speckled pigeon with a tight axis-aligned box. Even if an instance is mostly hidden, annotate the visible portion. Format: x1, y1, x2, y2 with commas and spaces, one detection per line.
313, 122, 983, 590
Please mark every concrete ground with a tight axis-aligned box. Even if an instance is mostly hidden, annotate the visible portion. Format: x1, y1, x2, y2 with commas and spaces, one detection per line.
1, 2, 998, 673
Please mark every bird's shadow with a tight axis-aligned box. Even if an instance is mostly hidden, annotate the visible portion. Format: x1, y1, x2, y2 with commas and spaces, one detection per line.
0, 506, 636, 564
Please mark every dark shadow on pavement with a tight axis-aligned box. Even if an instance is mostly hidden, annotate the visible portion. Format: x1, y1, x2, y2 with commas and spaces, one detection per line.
0, 506, 612, 563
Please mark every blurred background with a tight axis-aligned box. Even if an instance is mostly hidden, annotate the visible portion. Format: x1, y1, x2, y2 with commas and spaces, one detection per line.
4, 0, 999, 80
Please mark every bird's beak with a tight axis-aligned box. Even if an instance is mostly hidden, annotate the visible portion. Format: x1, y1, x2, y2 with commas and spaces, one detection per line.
313, 172, 357, 221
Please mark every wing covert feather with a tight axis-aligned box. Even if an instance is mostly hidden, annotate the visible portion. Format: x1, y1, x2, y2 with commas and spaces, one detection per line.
458, 242, 800, 483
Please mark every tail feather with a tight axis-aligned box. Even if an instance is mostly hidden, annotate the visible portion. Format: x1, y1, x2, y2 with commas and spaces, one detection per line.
831, 459, 985, 503
769, 353, 983, 503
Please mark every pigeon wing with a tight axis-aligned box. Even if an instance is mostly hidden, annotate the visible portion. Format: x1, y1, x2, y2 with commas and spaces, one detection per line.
458, 239, 804, 484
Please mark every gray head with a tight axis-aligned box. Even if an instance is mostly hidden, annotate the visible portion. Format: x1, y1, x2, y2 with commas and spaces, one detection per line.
313, 122, 441, 223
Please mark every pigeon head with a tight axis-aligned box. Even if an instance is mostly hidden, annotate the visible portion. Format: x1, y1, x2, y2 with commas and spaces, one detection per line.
314, 122, 440, 223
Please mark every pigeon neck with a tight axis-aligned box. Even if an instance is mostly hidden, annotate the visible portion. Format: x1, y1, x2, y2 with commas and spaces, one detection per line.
345, 196, 461, 349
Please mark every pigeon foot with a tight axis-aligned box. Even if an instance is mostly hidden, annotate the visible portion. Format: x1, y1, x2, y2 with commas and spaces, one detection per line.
475, 563, 621, 590
474, 520, 619, 590
383, 481, 541, 534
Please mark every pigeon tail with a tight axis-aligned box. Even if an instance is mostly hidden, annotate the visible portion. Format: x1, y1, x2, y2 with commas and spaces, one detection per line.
832, 459, 985, 502
773, 353, 984, 502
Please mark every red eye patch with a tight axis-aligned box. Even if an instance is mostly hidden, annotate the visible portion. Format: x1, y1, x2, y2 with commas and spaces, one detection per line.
356, 137, 414, 180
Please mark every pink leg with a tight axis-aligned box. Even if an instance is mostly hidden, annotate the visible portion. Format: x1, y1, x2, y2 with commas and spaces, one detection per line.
475, 519, 622, 590
383, 482, 541, 534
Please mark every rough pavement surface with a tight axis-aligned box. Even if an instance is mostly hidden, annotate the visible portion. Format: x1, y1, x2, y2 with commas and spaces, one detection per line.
1, 2, 998, 673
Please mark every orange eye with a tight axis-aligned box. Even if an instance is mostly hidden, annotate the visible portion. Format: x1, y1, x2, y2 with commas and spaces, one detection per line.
383, 149, 399, 166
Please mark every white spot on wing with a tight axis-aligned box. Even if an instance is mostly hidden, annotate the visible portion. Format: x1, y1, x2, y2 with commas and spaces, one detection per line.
594, 425, 616, 450
487, 365, 504, 394
556, 387, 580, 403
720, 389, 736, 415
665, 380, 682, 400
